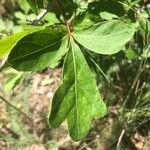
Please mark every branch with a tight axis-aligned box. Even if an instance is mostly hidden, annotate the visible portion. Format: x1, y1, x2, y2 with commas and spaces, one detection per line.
0, 95, 32, 121
54, 0, 72, 37
0, 94, 40, 138
26, 9, 48, 25
116, 129, 125, 150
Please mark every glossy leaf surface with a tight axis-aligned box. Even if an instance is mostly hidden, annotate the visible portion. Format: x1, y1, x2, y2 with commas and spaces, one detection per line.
49, 40, 106, 141
8, 28, 68, 71
73, 20, 135, 54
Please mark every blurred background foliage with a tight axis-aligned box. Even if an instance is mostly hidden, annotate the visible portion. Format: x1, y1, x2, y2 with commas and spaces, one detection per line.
0, 0, 150, 149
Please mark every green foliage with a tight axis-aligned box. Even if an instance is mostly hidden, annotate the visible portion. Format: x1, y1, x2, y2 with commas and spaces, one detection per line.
8, 27, 68, 71
5, 18, 135, 140
3, 68, 23, 92
87, 0, 126, 17
0, 24, 48, 56
26, 0, 42, 14
18, 0, 30, 14
0, 30, 39, 58
74, 20, 135, 54
49, 41, 106, 140
1, 0, 149, 142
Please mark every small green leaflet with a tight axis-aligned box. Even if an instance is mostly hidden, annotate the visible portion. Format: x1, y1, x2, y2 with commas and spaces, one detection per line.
49, 40, 106, 141
8, 28, 68, 71
73, 20, 135, 54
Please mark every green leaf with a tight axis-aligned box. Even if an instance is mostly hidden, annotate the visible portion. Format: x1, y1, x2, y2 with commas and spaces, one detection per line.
49, 40, 106, 141
100, 12, 118, 20
8, 28, 69, 71
27, 0, 43, 14
125, 49, 138, 60
18, 0, 30, 14
4, 72, 23, 92
27, 0, 39, 14
73, 20, 135, 55
88, 1, 126, 17
0, 30, 36, 58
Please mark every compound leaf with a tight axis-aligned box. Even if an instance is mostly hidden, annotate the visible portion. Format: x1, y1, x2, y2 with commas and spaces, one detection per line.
73, 20, 135, 55
8, 28, 69, 71
49, 40, 106, 141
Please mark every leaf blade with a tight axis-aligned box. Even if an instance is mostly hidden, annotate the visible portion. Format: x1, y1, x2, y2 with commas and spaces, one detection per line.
8, 28, 69, 71
49, 40, 107, 141
0, 31, 35, 58
27, 0, 39, 14
67, 42, 106, 140
73, 20, 135, 55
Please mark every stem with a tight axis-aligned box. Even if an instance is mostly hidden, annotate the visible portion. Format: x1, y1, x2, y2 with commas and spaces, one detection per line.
26, 9, 48, 25
116, 129, 125, 150
55, 0, 72, 38
0, 95, 40, 141
85, 50, 111, 84
0, 95, 39, 136
36, 9, 48, 21
123, 45, 149, 109
0, 95, 32, 121
65, 20, 72, 38
118, 1, 149, 22
71, 8, 77, 31
89, 57, 111, 84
